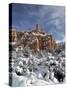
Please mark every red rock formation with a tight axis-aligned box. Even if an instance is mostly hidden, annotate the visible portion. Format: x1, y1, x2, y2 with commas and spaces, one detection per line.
9, 29, 17, 43
9, 24, 58, 51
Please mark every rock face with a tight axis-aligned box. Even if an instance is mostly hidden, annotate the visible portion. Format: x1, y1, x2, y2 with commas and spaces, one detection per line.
9, 24, 58, 52
9, 28, 17, 43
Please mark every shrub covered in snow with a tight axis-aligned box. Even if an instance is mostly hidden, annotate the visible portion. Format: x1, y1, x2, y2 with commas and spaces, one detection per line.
9, 46, 65, 86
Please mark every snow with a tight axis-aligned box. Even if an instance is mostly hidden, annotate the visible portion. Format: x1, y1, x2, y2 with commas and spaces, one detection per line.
56, 39, 65, 44
10, 42, 16, 45
9, 45, 65, 87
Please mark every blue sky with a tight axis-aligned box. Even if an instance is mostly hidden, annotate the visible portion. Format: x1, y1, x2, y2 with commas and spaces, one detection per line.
11, 3, 65, 41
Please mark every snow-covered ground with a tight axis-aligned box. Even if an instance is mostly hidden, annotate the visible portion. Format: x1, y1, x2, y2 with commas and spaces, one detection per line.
9, 46, 65, 87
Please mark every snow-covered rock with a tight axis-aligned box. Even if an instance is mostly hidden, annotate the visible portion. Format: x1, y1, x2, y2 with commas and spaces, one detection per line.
9, 46, 65, 86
